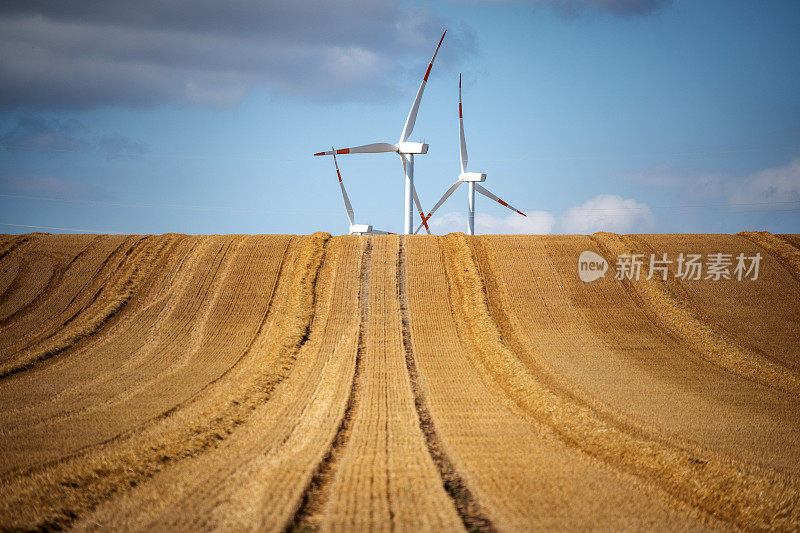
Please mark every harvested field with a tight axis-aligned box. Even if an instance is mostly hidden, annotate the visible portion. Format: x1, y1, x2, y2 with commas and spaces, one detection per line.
0, 232, 798, 531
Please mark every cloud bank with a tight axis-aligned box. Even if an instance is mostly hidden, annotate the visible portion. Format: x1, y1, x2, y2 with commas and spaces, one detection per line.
0, 116, 89, 152
0, 116, 149, 159
430, 210, 557, 234
558, 194, 653, 234
0, 1, 475, 109
429, 193, 653, 234
531, 0, 670, 17
704, 158, 800, 206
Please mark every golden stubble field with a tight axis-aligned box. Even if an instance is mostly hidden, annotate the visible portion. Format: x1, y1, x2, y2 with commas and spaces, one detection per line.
0, 231, 798, 531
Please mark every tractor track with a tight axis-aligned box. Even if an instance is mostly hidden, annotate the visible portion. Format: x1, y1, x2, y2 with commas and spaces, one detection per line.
288, 237, 371, 531
398, 236, 495, 533
459, 233, 800, 530
0, 234, 327, 530
0, 232, 797, 531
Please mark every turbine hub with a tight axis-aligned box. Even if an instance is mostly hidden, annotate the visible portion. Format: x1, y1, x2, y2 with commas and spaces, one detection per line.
396, 142, 428, 155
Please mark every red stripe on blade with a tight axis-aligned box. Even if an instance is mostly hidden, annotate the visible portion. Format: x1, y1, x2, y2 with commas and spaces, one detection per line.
499, 199, 509, 207
438, 30, 446, 47
459, 102, 462, 118
423, 63, 433, 81
314, 151, 326, 156
517, 210, 526, 216
337, 148, 350, 154
336, 170, 342, 182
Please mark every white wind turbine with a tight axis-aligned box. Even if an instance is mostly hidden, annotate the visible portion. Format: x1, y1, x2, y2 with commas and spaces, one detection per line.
416, 74, 526, 235
314, 30, 446, 235
331, 149, 393, 236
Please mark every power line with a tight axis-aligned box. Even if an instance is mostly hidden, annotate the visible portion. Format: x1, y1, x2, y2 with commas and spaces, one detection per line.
2, 144, 797, 163
0, 222, 113, 234
0, 194, 336, 214
1, 193, 797, 216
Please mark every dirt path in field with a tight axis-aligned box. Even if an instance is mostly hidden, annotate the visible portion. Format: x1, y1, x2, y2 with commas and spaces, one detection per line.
398, 236, 490, 532
288, 237, 372, 530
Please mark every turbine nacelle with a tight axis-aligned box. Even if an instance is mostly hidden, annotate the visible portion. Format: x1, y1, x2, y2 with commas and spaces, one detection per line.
395, 142, 429, 155
459, 172, 486, 182
314, 29, 447, 234
413, 72, 526, 235
349, 223, 373, 235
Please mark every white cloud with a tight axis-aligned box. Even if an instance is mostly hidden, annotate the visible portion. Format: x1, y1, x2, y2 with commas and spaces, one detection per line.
430, 210, 555, 234
691, 157, 800, 208
538, 0, 670, 17
728, 158, 800, 205
558, 194, 653, 234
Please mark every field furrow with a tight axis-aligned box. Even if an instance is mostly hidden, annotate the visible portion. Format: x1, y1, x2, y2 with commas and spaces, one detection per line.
479, 234, 800, 475
0, 236, 144, 360
0, 236, 132, 359
303, 236, 464, 531
0, 234, 94, 326
406, 235, 707, 531
0, 234, 32, 265
0, 235, 98, 328
71, 233, 358, 532
0, 233, 326, 530
634, 233, 800, 374
0, 235, 296, 474
0, 232, 796, 531
0, 235, 197, 444
777, 233, 800, 250
740, 231, 800, 281
591, 232, 800, 395
0, 235, 171, 380
0, 235, 31, 299
466, 233, 799, 529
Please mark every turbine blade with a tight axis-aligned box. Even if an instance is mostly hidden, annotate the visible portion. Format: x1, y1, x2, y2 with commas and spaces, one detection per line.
459, 73, 468, 174
370, 229, 391, 235
314, 142, 396, 156
474, 183, 526, 216
412, 183, 431, 235
332, 149, 355, 226
399, 30, 446, 143
414, 179, 462, 234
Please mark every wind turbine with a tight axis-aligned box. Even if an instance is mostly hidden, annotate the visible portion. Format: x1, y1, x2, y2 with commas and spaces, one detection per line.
417, 74, 526, 235
331, 149, 392, 235
314, 30, 447, 235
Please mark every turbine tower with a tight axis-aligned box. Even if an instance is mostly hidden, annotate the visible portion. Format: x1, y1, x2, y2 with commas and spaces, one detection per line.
417, 74, 526, 235
332, 149, 392, 236
314, 30, 446, 235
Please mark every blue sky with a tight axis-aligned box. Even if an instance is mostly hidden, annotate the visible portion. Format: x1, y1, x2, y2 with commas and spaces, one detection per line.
0, 0, 798, 235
